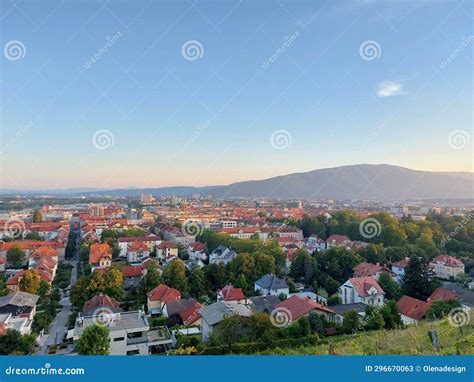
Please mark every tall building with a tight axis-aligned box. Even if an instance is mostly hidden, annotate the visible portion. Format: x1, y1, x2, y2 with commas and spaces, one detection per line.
141, 193, 154, 204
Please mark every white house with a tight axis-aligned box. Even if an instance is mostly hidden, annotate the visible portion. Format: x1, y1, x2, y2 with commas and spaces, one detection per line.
429, 255, 465, 280
339, 277, 385, 307
254, 274, 289, 297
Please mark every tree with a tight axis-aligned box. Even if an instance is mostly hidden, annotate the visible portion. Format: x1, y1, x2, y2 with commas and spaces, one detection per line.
138, 263, 162, 302
401, 256, 440, 300
0, 330, 36, 355
426, 300, 461, 320
297, 316, 311, 337
162, 260, 188, 294
37, 280, 51, 301
378, 272, 401, 300
104, 266, 123, 301
308, 311, 324, 335
364, 305, 385, 331
188, 266, 207, 297
380, 300, 402, 329
75, 324, 110, 355
233, 273, 249, 293
342, 310, 360, 334
213, 315, 243, 352
19, 270, 41, 294
24, 232, 42, 241
33, 209, 43, 223
324, 276, 340, 296
7, 245, 25, 268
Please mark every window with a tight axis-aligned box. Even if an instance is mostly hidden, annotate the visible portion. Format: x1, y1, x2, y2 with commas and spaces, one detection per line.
114, 337, 125, 342
127, 350, 140, 356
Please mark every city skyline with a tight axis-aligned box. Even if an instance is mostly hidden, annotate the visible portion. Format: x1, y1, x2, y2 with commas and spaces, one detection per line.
1, 0, 473, 190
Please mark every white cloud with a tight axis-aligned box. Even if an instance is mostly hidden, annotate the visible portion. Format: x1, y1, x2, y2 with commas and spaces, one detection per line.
377, 81, 404, 97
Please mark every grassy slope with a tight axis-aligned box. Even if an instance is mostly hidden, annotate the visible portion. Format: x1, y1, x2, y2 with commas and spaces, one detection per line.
258, 317, 474, 355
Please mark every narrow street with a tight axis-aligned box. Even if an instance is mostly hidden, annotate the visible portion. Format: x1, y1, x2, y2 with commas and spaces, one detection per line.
37, 258, 78, 355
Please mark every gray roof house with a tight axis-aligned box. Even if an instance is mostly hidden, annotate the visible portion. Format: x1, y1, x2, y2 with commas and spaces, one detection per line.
200, 301, 234, 341
330, 303, 367, 325
254, 274, 289, 297
0, 291, 39, 318
209, 245, 237, 265
249, 295, 281, 313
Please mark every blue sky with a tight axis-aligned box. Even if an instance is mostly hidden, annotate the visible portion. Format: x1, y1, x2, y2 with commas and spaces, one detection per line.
1, 0, 472, 190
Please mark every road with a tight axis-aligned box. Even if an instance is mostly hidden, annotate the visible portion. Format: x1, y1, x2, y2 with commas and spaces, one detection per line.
37, 259, 77, 355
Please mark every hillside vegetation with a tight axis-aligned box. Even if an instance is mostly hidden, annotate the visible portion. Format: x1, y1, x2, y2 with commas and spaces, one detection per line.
258, 317, 473, 355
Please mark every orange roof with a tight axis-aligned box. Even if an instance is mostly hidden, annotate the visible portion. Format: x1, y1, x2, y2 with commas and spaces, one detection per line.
147, 284, 181, 302
179, 302, 203, 324
397, 295, 430, 320
349, 277, 384, 297
128, 242, 149, 252
31, 246, 59, 259
7, 269, 52, 286
428, 287, 459, 301
219, 284, 246, 301
275, 296, 335, 321
89, 243, 112, 264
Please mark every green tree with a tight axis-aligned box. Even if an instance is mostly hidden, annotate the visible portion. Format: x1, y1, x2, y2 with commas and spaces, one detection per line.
6, 245, 25, 268
75, 324, 110, 355
0, 330, 36, 355
104, 266, 123, 301
297, 316, 311, 337
162, 259, 188, 294
380, 300, 403, 329
233, 273, 249, 293
188, 266, 207, 297
342, 310, 360, 334
33, 209, 43, 223
37, 280, 51, 301
19, 269, 41, 294
364, 305, 385, 331
324, 276, 340, 296
378, 272, 401, 300
401, 256, 440, 300
308, 311, 324, 335
426, 300, 461, 320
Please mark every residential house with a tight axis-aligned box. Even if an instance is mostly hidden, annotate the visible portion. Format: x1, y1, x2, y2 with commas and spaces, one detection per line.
162, 299, 203, 327
391, 258, 409, 283
0, 291, 39, 334
6, 269, 52, 293
187, 242, 207, 261
274, 295, 336, 322
89, 243, 113, 271
217, 284, 246, 304
254, 274, 289, 297
249, 295, 281, 314
353, 262, 390, 280
127, 242, 150, 264
325, 235, 352, 250
397, 295, 430, 324
209, 245, 237, 265
72, 310, 173, 355
117, 235, 162, 258
200, 301, 252, 342
305, 235, 326, 252
122, 258, 162, 290
82, 294, 122, 316
147, 284, 181, 315
329, 303, 367, 325
339, 277, 385, 307
156, 241, 178, 261
429, 255, 465, 280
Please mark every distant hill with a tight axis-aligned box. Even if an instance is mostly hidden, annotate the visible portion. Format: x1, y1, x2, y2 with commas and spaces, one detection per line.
1, 164, 472, 200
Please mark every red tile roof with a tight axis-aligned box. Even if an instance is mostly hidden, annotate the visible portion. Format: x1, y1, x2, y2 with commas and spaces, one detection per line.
349, 277, 384, 298
128, 242, 149, 252
397, 295, 430, 321
428, 287, 459, 302
219, 284, 246, 301
147, 284, 181, 302
7, 269, 52, 286
431, 255, 464, 268
353, 262, 384, 278
89, 243, 112, 264
392, 258, 409, 269
179, 302, 204, 324
83, 294, 120, 312
275, 295, 335, 321
157, 241, 177, 249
